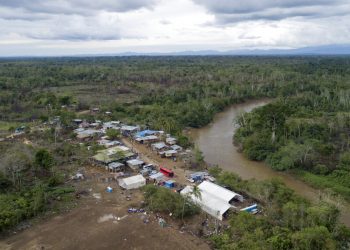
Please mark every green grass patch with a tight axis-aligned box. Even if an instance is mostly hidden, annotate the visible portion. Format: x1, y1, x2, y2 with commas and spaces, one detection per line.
0, 121, 22, 131
295, 170, 350, 201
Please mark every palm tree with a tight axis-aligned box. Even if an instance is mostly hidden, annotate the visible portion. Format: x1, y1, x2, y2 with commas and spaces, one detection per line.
191, 185, 202, 200
182, 185, 202, 221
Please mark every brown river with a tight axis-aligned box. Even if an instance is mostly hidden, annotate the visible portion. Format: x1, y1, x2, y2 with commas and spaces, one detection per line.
189, 99, 350, 226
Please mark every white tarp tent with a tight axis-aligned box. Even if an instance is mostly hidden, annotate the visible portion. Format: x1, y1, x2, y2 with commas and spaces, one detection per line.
180, 181, 244, 220
118, 175, 146, 190
199, 181, 243, 202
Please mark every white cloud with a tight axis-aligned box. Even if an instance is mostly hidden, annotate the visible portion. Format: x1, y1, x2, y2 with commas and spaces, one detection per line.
0, 0, 349, 56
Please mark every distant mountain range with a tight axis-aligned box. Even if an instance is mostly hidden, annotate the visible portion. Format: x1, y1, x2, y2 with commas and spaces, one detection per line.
2, 44, 350, 58
113, 44, 350, 56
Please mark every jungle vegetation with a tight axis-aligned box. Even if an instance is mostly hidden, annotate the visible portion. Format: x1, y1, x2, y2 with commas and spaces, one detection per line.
208, 167, 350, 250
1, 56, 350, 247
234, 58, 350, 200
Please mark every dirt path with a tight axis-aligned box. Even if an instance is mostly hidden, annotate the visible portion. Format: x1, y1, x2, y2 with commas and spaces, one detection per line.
121, 138, 191, 185
0, 138, 211, 250
0, 167, 210, 250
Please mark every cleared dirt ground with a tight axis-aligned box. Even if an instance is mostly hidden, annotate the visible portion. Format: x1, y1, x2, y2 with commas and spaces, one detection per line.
0, 167, 210, 250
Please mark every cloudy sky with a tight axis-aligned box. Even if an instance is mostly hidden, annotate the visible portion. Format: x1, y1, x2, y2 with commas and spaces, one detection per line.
0, 0, 350, 56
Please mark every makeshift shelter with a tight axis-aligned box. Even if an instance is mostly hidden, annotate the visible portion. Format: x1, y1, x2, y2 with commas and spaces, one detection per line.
135, 135, 158, 144
72, 119, 83, 124
98, 139, 121, 147
151, 142, 167, 151
170, 145, 182, 151
103, 122, 120, 130
127, 159, 144, 171
180, 181, 244, 220
92, 146, 135, 165
107, 162, 124, 172
165, 137, 177, 145
163, 150, 177, 158
76, 129, 102, 140
120, 125, 139, 136
149, 172, 164, 182
190, 172, 207, 182
118, 175, 146, 190
135, 130, 157, 138
199, 181, 244, 203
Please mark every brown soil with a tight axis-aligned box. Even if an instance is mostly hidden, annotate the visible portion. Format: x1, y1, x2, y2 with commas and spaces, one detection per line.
121, 138, 193, 185
0, 164, 210, 250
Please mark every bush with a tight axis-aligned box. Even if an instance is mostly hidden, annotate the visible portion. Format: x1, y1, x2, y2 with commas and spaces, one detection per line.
313, 164, 329, 175
34, 149, 54, 171
0, 172, 12, 192
106, 129, 121, 140
143, 185, 199, 218
47, 173, 64, 187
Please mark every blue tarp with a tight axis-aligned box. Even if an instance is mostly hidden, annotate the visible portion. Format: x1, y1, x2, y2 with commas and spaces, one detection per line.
136, 130, 157, 138
164, 180, 175, 188
190, 172, 207, 181
240, 204, 257, 213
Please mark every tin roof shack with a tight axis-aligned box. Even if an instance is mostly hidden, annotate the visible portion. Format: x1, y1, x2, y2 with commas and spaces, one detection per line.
170, 145, 182, 151
91, 107, 100, 113
189, 172, 207, 182
72, 119, 83, 125
160, 150, 178, 158
149, 172, 165, 182
98, 139, 121, 148
121, 125, 139, 136
139, 164, 155, 176
103, 121, 120, 130
126, 159, 145, 171
180, 181, 244, 221
118, 174, 146, 190
76, 129, 103, 140
151, 142, 167, 152
135, 135, 159, 144
107, 162, 125, 172
92, 146, 135, 165
89, 122, 101, 128
165, 137, 177, 145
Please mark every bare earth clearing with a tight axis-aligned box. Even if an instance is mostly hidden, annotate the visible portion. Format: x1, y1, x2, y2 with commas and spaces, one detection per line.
0, 139, 210, 250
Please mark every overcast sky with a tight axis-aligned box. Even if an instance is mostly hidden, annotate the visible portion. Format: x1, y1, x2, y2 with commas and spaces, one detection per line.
0, 0, 349, 56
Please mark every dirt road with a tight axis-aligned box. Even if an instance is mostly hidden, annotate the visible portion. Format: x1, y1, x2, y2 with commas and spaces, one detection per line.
121, 138, 192, 185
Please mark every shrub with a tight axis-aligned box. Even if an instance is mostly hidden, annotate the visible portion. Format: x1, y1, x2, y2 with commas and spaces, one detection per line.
143, 185, 199, 218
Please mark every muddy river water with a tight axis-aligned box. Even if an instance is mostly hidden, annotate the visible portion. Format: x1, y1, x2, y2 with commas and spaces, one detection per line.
189, 100, 350, 226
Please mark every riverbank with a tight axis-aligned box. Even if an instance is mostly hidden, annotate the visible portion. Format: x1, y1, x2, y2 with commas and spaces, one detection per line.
189, 99, 350, 227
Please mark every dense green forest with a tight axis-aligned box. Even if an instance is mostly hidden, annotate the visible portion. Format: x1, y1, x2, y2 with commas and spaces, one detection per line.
234, 58, 350, 200
209, 167, 350, 250
1, 56, 350, 248
1, 56, 336, 133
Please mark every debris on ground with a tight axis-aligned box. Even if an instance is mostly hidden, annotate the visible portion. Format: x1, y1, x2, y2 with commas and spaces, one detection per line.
158, 218, 166, 228
92, 193, 101, 199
